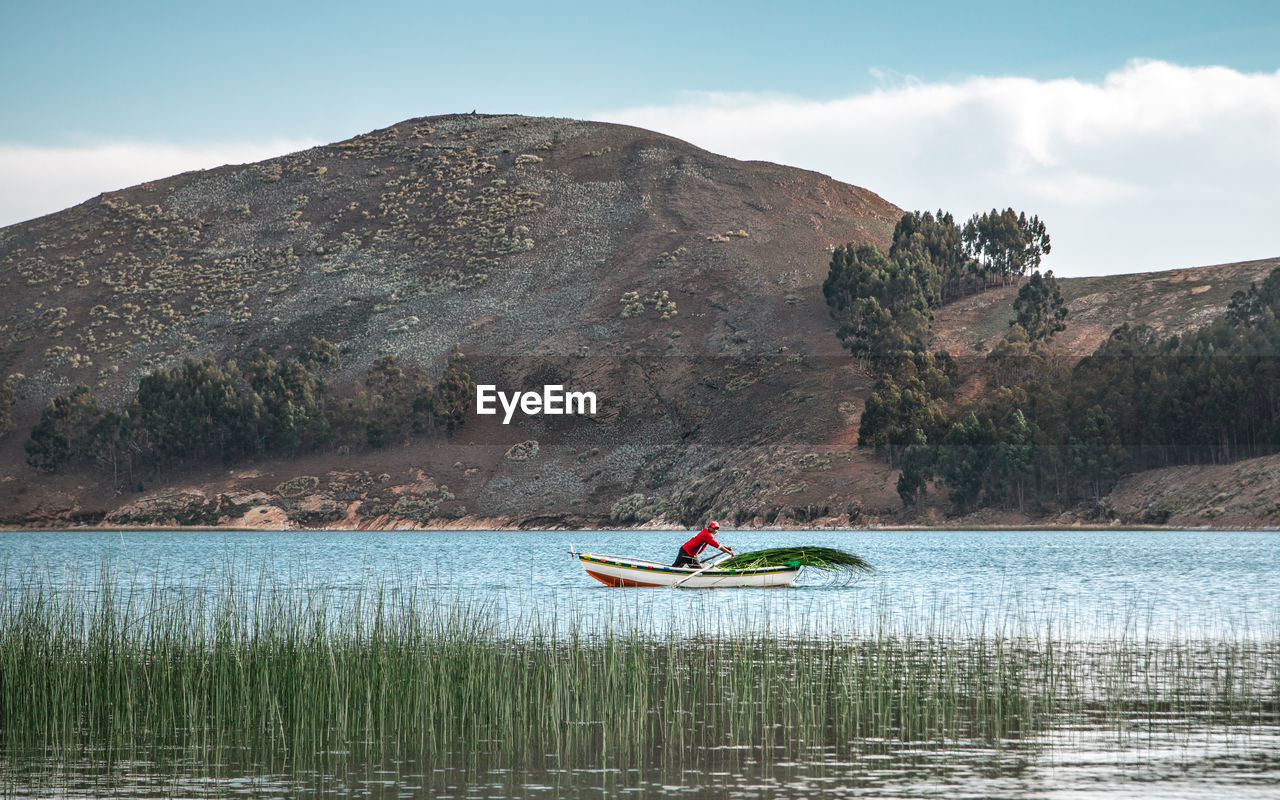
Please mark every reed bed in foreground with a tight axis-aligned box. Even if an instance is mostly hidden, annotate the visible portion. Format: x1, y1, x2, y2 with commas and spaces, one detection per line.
1, 565, 1276, 777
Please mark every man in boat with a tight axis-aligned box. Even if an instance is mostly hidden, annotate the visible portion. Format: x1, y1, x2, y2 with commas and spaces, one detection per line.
672, 520, 734, 568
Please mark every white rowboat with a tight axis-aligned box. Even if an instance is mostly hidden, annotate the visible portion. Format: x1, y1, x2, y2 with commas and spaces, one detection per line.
574, 552, 798, 589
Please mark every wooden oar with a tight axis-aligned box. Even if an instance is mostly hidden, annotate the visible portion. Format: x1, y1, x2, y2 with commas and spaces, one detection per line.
672, 549, 731, 589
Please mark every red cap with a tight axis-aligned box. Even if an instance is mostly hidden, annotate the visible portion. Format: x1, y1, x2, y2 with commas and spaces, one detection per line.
708, 520, 719, 530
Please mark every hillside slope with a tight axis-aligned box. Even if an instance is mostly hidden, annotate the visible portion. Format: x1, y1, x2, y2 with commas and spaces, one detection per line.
0, 114, 903, 527
933, 257, 1280, 359
1, 114, 1275, 529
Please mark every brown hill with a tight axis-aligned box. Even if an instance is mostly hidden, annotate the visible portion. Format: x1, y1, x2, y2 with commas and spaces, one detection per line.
0, 114, 902, 527
0, 114, 1276, 529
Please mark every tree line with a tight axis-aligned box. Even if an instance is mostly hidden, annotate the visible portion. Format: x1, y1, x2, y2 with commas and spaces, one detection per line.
834, 209, 1280, 514
849, 243, 1124, 512
823, 208, 1051, 366
892, 272, 1280, 515
24, 338, 476, 490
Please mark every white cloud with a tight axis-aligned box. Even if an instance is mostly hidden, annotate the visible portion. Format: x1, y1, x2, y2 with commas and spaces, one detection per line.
5, 63, 1278, 278
0, 139, 318, 228
595, 60, 1280, 277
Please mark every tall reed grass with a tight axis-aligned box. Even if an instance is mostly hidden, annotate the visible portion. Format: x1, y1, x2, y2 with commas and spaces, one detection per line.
1, 562, 1276, 780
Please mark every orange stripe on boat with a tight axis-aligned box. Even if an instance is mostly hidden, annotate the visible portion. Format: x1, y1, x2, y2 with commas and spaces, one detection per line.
583, 568, 667, 587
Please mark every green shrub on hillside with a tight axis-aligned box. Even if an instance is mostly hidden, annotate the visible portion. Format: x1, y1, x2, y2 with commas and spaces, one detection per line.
24, 340, 477, 487
0, 378, 15, 438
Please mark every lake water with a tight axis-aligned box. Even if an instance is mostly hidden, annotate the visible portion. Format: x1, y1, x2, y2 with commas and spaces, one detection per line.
2, 528, 1278, 798
3, 528, 1278, 638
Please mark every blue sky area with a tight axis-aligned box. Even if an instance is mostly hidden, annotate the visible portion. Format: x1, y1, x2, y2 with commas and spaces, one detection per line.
4, 0, 1277, 142
3, 1, 1279, 275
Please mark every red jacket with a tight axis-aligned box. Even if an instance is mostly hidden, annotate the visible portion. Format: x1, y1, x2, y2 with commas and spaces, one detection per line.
681, 528, 723, 556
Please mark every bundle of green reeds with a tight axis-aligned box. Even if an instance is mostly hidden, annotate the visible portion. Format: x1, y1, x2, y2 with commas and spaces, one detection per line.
716, 546, 873, 573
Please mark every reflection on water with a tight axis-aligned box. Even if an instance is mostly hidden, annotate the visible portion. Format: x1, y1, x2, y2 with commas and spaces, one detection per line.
1, 529, 1278, 798
6, 727, 1279, 798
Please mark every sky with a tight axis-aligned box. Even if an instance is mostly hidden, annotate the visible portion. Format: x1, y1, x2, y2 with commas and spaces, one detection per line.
2, 1, 1279, 277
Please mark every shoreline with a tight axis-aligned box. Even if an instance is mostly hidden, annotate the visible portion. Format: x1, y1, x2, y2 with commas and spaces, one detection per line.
3, 522, 1276, 533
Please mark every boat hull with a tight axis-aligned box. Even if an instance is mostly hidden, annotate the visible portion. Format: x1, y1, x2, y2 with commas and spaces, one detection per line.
576, 553, 798, 588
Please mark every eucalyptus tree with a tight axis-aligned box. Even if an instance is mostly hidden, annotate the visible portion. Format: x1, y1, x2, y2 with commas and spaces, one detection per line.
962, 208, 1051, 286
